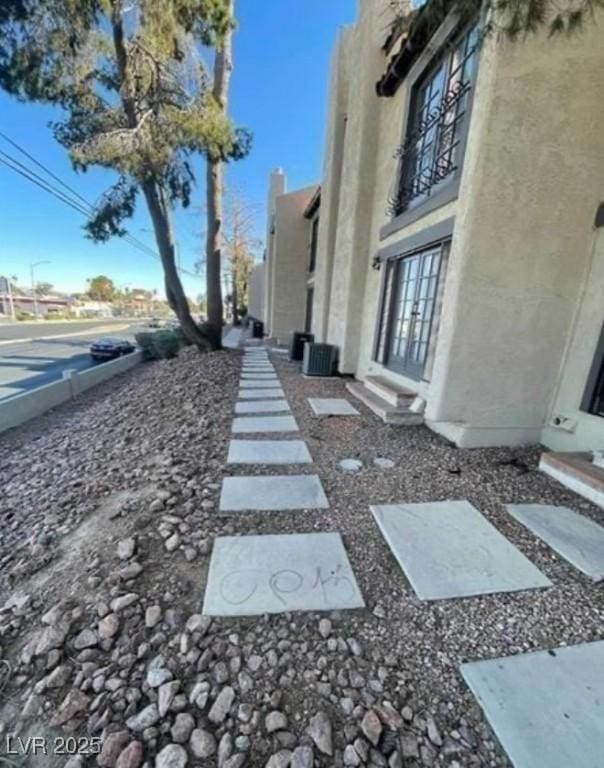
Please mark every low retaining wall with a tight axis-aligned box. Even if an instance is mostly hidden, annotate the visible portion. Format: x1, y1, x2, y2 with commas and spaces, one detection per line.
0, 351, 142, 434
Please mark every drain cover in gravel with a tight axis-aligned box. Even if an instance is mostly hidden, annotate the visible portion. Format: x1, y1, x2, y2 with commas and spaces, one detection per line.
219, 475, 329, 512
202, 533, 365, 616
238, 388, 284, 399
461, 640, 604, 768
371, 500, 552, 600
507, 504, 604, 581
235, 400, 290, 414
232, 415, 298, 434
227, 440, 312, 464
339, 458, 363, 472
308, 398, 360, 416
374, 457, 395, 469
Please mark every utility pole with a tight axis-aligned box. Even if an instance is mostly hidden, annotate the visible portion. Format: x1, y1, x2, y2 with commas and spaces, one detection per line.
30, 260, 50, 319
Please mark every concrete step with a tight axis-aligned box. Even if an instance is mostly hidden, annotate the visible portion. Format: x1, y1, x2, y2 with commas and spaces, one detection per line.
539, 451, 604, 509
364, 375, 416, 407
346, 381, 424, 426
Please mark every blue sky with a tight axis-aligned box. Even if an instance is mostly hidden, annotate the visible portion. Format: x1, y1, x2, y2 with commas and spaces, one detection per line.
0, 0, 356, 300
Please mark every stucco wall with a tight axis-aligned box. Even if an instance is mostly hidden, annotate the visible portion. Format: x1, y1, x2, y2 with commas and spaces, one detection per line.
269, 185, 318, 344
425, 22, 604, 447
312, 26, 353, 344
263, 169, 286, 329
541, 227, 604, 451
247, 262, 265, 320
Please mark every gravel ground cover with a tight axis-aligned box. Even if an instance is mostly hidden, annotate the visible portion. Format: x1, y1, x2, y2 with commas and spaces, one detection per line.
0, 344, 602, 768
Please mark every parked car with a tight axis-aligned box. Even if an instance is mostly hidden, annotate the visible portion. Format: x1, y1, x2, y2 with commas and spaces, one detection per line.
90, 337, 135, 362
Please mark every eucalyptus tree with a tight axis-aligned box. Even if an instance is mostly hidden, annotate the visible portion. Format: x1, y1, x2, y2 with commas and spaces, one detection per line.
0, 0, 250, 348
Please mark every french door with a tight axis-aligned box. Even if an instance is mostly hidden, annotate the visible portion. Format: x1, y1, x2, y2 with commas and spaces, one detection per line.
381, 245, 442, 379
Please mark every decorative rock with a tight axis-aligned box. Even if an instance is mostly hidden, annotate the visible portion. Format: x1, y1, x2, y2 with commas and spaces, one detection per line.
98, 613, 120, 639
171, 712, 195, 744
98, 731, 131, 767
318, 618, 332, 638
111, 593, 138, 612
126, 704, 160, 732
115, 741, 144, 768
290, 746, 313, 768
190, 728, 217, 759
343, 745, 361, 767
155, 744, 188, 768
208, 686, 235, 724
307, 711, 333, 756
361, 709, 382, 747
145, 606, 162, 628
49, 689, 89, 726
117, 537, 136, 560
73, 629, 97, 650
36, 623, 69, 655
265, 750, 292, 768
46, 664, 71, 689
266, 711, 288, 733
165, 533, 181, 552
158, 680, 180, 717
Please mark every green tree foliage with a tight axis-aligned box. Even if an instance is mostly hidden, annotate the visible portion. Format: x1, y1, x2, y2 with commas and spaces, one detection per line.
87, 275, 116, 301
388, 0, 604, 42
0, 0, 251, 348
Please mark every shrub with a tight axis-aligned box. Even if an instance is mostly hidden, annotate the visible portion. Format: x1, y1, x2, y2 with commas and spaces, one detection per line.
151, 329, 181, 359
172, 325, 192, 347
134, 331, 157, 360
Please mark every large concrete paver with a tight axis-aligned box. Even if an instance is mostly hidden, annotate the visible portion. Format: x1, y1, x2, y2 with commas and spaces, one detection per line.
238, 388, 284, 399
219, 474, 329, 512
235, 400, 290, 414
240, 380, 282, 389
507, 503, 604, 581
461, 640, 604, 768
232, 415, 298, 434
227, 439, 312, 464
371, 500, 552, 600
308, 398, 360, 416
202, 532, 365, 616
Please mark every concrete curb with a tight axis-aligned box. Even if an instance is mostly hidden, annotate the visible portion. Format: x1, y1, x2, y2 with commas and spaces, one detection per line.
0, 351, 143, 435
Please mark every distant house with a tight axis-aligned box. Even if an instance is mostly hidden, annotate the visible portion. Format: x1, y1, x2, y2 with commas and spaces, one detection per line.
0, 293, 72, 317
71, 300, 113, 318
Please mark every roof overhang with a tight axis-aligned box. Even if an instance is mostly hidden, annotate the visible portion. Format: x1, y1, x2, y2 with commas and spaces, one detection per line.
303, 186, 321, 219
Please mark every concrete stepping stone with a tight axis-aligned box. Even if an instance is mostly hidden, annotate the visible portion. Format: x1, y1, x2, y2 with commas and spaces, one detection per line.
240, 373, 278, 380
242, 366, 275, 372
235, 400, 290, 414
202, 532, 365, 616
308, 398, 360, 416
507, 503, 604, 581
461, 640, 604, 768
240, 380, 282, 389
371, 500, 551, 600
238, 388, 284, 399
219, 474, 329, 512
227, 439, 312, 464
232, 415, 298, 434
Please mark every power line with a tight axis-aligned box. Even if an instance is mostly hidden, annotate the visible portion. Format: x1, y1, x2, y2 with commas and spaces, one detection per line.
0, 132, 199, 278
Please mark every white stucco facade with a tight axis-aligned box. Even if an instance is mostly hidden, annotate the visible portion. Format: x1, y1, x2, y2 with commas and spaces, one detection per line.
309, 0, 604, 451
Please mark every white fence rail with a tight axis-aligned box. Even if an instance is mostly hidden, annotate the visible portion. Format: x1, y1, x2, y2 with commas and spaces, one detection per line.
0, 351, 142, 434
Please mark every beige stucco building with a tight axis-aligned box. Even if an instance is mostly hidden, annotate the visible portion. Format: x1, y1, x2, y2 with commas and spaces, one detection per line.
262, 169, 320, 345
260, 0, 604, 504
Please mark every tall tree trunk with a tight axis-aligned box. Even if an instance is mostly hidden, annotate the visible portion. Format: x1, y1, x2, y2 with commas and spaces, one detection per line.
231, 264, 239, 326
205, 0, 234, 349
143, 181, 211, 348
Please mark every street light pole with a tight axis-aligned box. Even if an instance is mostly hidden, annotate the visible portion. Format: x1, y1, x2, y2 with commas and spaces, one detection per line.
30, 260, 50, 319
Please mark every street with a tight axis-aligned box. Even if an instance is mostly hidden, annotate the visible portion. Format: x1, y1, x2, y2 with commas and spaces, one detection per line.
0, 320, 143, 401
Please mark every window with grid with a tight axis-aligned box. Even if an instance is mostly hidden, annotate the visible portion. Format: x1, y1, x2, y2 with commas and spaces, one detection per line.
389, 23, 479, 216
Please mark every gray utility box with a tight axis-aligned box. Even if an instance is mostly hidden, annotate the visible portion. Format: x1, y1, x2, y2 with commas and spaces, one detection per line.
302, 343, 338, 376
